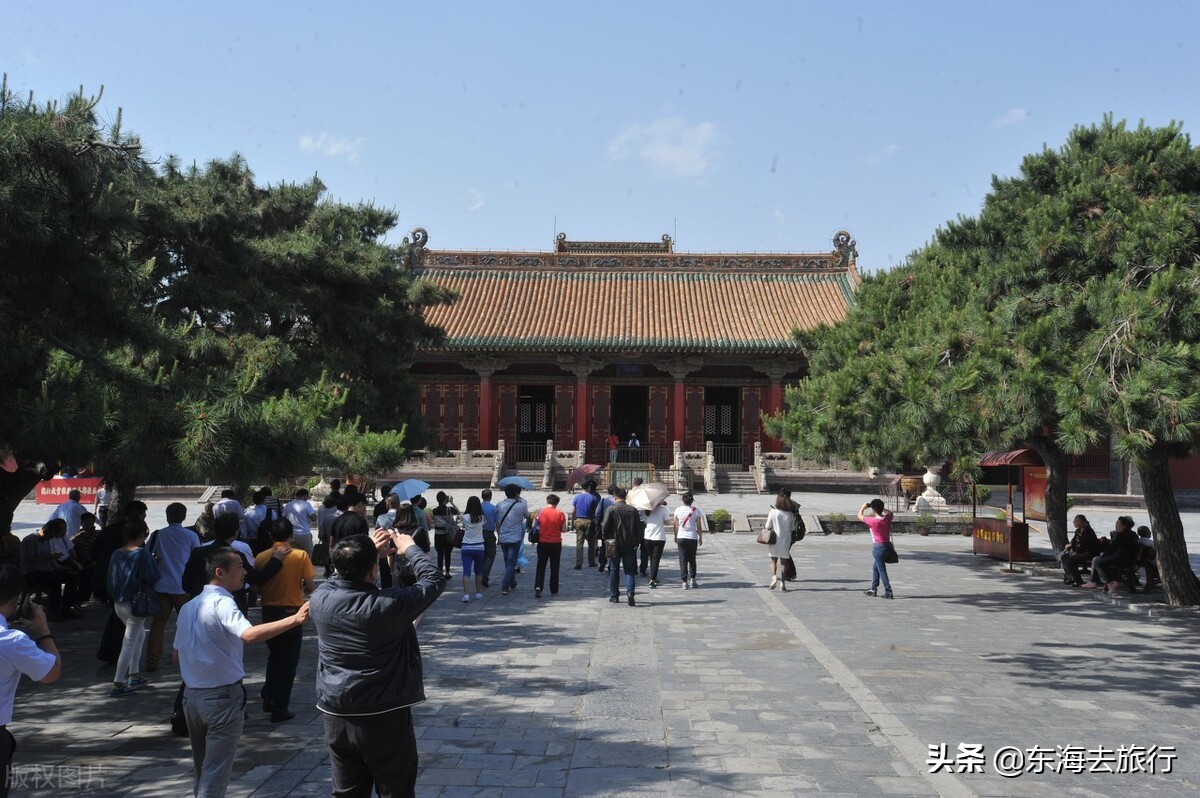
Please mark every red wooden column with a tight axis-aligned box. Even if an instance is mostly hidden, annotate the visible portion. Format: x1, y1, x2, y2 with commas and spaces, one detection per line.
575, 375, 589, 447
763, 364, 788, 452
664, 364, 695, 447
569, 364, 593, 449
475, 364, 500, 449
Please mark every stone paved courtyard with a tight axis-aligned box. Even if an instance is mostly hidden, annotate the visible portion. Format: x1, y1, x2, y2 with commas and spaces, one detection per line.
9, 494, 1200, 797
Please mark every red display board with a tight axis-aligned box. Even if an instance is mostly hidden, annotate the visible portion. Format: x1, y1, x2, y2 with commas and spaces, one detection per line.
35, 477, 103, 505
1023, 467, 1047, 522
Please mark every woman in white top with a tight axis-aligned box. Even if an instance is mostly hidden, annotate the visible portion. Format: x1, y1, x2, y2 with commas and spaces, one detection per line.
642, 500, 671, 588
765, 491, 796, 591
459, 496, 487, 602
672, 492, 703, 589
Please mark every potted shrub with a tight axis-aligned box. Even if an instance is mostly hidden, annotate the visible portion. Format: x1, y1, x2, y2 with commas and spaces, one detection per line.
709, 508, 731, 533
826, 512, 848, 535
915, 512, 935, 536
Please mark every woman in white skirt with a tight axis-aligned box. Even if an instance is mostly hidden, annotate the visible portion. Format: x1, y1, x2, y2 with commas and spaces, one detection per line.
765, 491, 796, 591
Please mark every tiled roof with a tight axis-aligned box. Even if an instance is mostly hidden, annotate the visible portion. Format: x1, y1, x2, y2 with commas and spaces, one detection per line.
418, 260, 858, 355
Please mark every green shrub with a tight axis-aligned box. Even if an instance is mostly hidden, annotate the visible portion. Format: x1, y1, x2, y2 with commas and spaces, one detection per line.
969, 484, 992, 503
711, 508, 731, 524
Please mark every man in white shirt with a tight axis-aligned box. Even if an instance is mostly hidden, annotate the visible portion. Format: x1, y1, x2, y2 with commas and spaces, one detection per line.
48, 489, 88, 538
146, 503, 201, 672
174, 549, 308, 798
210, 490, 245, 534
0, 564, 62, 795
282, 489, 317, 555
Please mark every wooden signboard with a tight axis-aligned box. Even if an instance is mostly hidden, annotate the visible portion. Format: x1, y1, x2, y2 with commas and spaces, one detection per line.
972, 517, 1032, 561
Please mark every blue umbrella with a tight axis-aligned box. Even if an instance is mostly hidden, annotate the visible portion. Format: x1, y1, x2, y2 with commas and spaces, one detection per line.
389, 478, 430, 502
497, 475, 535, 490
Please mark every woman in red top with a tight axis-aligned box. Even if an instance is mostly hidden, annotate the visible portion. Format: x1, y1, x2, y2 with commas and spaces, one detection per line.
533, 494, 567, 597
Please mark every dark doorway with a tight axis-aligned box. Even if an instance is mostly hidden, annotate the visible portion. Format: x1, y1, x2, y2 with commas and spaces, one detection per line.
704, 387, 741, 465
610, 386, 649, 451
517, 385, 554, 444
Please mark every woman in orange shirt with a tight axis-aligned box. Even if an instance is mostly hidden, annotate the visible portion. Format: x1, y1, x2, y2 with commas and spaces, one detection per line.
533, 494, 566, 598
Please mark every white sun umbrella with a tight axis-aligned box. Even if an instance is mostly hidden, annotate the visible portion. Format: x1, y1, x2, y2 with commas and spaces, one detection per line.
627, 482, 670, 511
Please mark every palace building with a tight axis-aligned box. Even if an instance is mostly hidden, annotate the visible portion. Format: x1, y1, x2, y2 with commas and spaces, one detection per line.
407, 230, 861, 476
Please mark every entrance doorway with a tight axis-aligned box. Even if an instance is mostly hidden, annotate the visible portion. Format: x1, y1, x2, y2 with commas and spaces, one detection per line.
704, 387, 741, 465
610, 386, 649, 456
514, 385, 554, 465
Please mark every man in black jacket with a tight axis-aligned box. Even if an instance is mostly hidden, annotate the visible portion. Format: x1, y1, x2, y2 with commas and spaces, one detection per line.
1085, 516, 1140, 590
310, 530, 445, 797
600, 487, 643, 607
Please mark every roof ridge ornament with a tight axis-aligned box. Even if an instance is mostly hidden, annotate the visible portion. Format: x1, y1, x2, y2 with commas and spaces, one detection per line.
555, 232, 674, 254
833, 230, 857, 267
402, 227, 429, 273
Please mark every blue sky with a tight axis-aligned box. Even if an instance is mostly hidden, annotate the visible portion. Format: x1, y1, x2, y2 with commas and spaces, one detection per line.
5, 1, 1199, 270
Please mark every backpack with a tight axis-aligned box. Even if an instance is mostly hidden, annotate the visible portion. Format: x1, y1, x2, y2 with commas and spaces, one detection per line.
791, 512, 806, 544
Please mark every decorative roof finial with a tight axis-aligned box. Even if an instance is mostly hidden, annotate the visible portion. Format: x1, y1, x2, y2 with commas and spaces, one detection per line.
832, 230, 857, 267
402, 227, 429, 273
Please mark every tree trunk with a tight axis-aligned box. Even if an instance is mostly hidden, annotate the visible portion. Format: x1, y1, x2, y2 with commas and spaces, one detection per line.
0, 466, 46, 536
1027, 437, 1069, 552
1137, 447, 1200, 606
106, 465, 141, 529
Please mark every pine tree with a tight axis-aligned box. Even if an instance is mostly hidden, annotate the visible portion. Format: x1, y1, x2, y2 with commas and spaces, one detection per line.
770, 117, 1200, 605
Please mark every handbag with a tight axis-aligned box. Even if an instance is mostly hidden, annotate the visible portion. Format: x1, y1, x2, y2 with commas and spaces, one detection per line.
454, 527, 465, 548
131, 587, 159, 617
605, 541, 617, 559
130, 536, 161, 617
883, 541, 899, 564
528, 516, 540, 545
756, 528, 777, 545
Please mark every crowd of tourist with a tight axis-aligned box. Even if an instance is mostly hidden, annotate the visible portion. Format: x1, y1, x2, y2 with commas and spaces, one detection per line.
0, 480, 1167, 796
0, 480, 446, 797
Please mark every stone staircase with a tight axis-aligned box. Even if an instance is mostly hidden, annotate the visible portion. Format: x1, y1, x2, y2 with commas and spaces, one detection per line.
715, 469, 761, 494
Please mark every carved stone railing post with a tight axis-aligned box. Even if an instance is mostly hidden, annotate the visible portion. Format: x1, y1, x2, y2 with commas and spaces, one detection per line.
752, 441, 767, 493
458, 440, 469, 468
542, 439, 554, 489
491, 440, 506, 488
672, 441, 684, 492
704, 441, 716, 493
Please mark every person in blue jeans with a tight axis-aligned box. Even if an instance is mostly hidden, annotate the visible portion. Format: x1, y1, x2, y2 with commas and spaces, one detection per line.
858, 499, 894, 599
600, 488, 642, 606
493, 484, 529, 596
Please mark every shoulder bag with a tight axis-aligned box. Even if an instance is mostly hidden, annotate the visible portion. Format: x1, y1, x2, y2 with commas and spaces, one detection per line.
130, 545, 161, 617
791, 511, 806, 543
883, 541, 899, 564
757, 513, 777, 545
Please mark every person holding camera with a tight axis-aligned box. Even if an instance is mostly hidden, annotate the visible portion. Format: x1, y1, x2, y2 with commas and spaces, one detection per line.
310, 529, 445, 797
0, 564, 62, 796
18, 519, 78, 621
858, 499, 894, 599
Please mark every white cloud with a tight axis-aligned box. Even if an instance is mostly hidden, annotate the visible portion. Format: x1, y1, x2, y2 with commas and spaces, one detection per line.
298, 133, 365, 163
468, 188, 485, 211
993, 108, 1030, 128
607, 117, 719, 177
864, 143, 899, 166
772, 208, 786, 225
